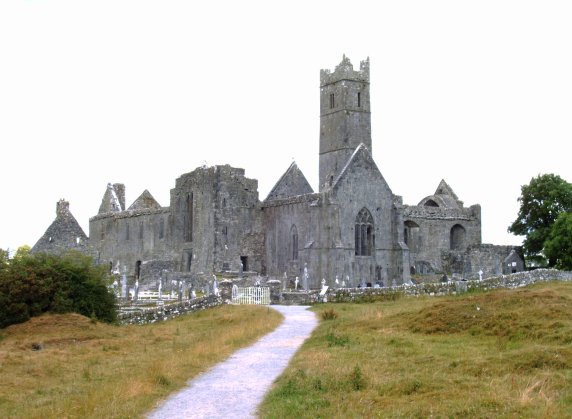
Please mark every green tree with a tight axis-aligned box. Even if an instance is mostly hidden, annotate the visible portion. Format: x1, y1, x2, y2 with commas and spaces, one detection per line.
0, 251, 116, 328
544, 212, 572, 270
508, 174, 572, 266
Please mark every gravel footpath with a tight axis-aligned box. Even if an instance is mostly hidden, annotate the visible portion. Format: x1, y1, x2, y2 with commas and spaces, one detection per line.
147, 305, 318, 419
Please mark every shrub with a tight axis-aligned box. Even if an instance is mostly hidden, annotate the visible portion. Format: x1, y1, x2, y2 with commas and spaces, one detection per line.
0, 251, 116, 328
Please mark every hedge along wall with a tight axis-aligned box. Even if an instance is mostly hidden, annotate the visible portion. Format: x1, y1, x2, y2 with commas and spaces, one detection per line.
328, 269, 572, 303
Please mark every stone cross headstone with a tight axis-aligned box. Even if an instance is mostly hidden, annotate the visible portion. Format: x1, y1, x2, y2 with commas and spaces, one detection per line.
158, 280, 162, 300
283, 272, 287, 291
213, 275, 218, 296
294, 276, 299, 290
134, 280, 139, 301
478, 270, 483, 281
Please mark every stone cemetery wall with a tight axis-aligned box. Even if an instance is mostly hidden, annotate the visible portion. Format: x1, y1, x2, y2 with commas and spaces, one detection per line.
118, 294, 223, 325
326, 269, 572, 303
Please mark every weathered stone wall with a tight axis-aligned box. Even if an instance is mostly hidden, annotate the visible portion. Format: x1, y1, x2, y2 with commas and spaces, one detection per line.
325, 269, 572, 302
262, 145, 410, 288
118, 294, 224, 325
89, 207, 174, 275
441, 244, 524, 279
404, 203, 482, 274
263, 194, 318, 286
169, 165, 264, 279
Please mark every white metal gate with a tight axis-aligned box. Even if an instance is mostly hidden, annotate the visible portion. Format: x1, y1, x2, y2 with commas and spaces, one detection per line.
231, 286, 270, 305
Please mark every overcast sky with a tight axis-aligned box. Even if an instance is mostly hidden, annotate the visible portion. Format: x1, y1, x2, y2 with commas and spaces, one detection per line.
1, 1, 571, 254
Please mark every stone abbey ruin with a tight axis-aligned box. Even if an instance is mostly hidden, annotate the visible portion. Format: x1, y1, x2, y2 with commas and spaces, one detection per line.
32, 56, 524, 291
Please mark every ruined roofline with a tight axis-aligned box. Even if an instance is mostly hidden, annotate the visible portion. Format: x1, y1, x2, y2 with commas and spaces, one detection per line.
175, 164, 247, 181
320, 55, 370, 86
261, 192, 320, 208
403, 204, 478, 221
90, 206, 170, 222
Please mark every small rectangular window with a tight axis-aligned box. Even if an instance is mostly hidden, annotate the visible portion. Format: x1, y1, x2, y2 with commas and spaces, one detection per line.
358, 92, 361, 107
329, 93, 335, 109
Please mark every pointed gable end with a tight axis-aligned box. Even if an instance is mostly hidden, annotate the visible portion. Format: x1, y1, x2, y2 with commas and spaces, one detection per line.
128, 190, 161, 211
418, 180, 463, 209
31, 200, 89, 255
98, 183, 125, 214
265, 162, 314, 202
435, 179, 461, 202
331, 143, 388, 191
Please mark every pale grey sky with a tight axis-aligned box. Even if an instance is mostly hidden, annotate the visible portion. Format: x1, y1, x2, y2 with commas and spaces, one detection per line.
1, 1, 571, 253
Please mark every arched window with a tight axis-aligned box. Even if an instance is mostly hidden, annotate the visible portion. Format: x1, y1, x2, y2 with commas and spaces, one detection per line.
355, 208, 374, 256
291, 225, 298, 261
450, 224, 466, 250
424, 199, 439, 207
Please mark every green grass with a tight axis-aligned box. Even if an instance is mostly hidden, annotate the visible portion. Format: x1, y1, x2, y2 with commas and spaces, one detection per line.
259, 281, 572, 418
0, 304, 282, 418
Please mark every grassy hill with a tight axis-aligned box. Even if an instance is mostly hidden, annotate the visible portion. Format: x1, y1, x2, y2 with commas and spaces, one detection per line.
0, 305, 282, 418
259, 281, 572, 418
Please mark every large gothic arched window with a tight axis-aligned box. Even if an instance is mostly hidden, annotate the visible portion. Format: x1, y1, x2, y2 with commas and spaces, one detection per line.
355, 208, 374, 256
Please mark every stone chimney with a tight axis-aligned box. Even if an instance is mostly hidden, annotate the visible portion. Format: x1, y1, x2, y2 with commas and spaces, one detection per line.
56, 199, 70, 217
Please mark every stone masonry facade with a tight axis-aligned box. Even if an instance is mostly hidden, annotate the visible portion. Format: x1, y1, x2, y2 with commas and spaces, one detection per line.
32, 56, 524, 291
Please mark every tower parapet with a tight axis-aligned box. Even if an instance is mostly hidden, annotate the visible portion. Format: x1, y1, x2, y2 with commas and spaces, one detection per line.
320, 55, 370, 86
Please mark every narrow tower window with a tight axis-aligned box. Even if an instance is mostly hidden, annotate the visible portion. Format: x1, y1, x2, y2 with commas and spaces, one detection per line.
291, 225, 298, 261
358, 92, 361, 107
185, 192, 193, 242
135, 260, 141, 280
159, 218, 165, 239
329, 93, 335, 109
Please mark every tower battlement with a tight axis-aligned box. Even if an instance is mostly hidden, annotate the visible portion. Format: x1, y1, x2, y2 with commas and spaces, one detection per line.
320, 55, 369, 86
